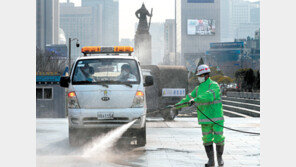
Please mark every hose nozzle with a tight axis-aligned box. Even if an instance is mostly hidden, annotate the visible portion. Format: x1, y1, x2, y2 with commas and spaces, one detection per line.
166, 105, 175, 108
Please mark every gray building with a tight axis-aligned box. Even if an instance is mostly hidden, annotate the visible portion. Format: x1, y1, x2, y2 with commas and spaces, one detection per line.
82, 0, 119, 46
163, 19, 176, 65
36, 0, 60, 51
60, 2, 103, 61
176, 0, 220, 71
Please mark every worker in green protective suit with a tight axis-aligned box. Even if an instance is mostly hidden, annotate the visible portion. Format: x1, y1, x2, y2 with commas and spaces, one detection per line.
175, 64, 225, 167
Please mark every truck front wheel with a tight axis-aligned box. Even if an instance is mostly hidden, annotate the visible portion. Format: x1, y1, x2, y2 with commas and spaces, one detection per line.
69, 128, 79, 146
137, 123, 146, 147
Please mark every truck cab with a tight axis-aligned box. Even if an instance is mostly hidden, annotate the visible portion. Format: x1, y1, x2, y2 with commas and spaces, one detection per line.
59, 46, 153, 146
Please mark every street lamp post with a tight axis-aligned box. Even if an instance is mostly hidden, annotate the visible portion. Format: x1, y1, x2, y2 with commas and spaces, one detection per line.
68, 38, 80, 71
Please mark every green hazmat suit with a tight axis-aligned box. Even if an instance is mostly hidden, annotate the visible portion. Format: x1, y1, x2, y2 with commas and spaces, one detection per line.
176, 77, 225, 145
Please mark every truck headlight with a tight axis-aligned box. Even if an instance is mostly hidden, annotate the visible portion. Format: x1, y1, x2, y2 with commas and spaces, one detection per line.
131, 91, 144, 108
68, 91, 80, 109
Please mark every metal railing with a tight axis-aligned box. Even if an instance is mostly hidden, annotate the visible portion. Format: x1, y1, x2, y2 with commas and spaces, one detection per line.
226, 91, 260, 99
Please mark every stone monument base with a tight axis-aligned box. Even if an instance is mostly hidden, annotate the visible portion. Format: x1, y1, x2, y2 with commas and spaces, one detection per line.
134, 33, 152, 65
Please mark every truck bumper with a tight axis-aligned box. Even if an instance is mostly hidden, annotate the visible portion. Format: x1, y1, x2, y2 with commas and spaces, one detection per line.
68, 108, 146, 129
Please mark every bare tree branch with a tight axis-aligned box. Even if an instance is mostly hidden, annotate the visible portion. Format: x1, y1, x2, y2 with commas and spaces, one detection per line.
36, 47, 67, 74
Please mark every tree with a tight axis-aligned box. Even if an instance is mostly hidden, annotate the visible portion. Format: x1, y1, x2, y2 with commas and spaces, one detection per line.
234, 68, 257, 92
254, 70, 260, 91
210, 66, 224, 76
36, 47, 67, 74
212, 75, 234, 85
245, 68, 255, 92
235, 69, 246, 90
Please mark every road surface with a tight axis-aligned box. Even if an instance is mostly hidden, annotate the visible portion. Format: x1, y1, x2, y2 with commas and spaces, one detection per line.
37, 117, 260, 167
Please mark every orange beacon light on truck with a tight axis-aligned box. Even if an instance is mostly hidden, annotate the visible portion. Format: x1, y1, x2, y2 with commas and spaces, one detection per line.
81, 46, 133, 56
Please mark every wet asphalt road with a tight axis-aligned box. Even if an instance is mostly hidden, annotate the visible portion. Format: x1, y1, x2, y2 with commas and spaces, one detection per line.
37, 117, 260, 167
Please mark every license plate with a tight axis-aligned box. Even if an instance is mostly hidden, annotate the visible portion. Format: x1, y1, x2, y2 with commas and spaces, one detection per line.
97, 112, 114, 120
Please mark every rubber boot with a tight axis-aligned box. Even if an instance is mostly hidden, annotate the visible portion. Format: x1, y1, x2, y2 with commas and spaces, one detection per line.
204, 145, 215, 167
216, 144, 224, 167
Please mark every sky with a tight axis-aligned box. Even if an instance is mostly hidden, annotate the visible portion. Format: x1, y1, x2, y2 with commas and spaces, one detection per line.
60, 0, 260, 41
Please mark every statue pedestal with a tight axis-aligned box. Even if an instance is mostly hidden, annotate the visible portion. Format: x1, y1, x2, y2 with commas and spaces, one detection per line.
134, 33, 152, 65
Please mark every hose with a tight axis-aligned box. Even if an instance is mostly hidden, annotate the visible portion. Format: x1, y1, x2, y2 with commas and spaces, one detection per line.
170, 102, 260, 135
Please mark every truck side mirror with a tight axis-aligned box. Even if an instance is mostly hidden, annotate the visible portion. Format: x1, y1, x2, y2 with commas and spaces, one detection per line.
60, 76, 70, 88
144, 76, 153, 87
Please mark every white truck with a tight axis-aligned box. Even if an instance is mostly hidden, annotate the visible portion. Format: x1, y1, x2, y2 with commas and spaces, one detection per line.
59, 46, 153, 146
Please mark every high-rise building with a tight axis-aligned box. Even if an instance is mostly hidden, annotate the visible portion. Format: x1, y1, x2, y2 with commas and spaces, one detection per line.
36, 0, 60, 51
60, 2, 103, 60
220, 0, 232, 42
176, 0, 220, 71
220, 0, 260, 42
236, 22, 259, 39
230, 0, 260, 39
150, 23, 164, 65
250, 1, 260, 24
82, 0, 119, 46
230, 0, 250, 38
163, 19, 176, 65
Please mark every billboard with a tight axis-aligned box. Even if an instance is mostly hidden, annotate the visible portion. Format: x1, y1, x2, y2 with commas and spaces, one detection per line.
188, 0, 214, 3
36, 76, 61, 82
206, 50, 241, 56
210, 42, 244, 49
187, 19, 215, 35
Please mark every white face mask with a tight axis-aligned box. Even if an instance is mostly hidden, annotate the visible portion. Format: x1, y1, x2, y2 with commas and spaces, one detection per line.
122, 70, 129, 76
198, 76, 205, 83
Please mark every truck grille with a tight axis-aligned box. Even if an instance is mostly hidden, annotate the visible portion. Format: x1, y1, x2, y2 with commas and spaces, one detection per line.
82, 117, 129, 125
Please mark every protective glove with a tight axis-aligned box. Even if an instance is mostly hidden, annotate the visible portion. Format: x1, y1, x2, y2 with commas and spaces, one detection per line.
189, 99, 195, 106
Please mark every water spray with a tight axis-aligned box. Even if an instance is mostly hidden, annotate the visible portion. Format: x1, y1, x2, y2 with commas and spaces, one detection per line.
82, 118, 139, 158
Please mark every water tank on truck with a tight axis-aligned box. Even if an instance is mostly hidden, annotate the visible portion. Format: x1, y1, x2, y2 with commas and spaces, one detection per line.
141, 65, 189, 120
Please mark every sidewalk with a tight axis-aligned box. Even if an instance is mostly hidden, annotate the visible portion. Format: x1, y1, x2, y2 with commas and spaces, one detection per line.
144, 117, 260, 167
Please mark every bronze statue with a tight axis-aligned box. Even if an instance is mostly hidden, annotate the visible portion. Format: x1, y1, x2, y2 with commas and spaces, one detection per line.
135, 3, 153, 34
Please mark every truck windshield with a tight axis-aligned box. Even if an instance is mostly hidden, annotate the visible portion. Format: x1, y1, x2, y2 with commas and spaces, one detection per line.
72, 59, 140, 85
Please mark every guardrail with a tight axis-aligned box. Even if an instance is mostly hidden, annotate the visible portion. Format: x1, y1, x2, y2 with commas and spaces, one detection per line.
226, 91, 260, 100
